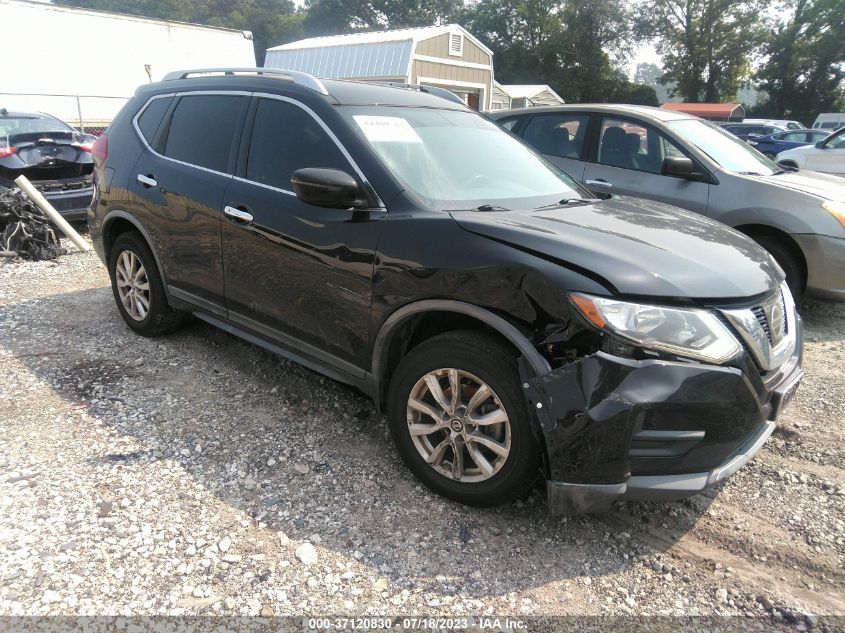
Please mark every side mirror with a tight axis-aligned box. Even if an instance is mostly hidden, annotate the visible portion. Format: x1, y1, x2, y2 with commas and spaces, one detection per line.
662, 156, 695, 178
290, 168, 367, 209
815, 140, 827, 149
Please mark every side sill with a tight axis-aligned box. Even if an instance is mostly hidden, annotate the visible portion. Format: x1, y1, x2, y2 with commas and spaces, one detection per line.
190, 311, 377, 400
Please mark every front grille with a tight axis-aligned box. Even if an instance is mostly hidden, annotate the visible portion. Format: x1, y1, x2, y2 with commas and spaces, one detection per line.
720, 283, 796, 373
752, 306, 771, 343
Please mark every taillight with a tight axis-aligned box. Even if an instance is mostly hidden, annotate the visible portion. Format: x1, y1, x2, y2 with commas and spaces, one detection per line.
75, 142, 94, 153
0, 145, 15, 159
92, 133, 108, 161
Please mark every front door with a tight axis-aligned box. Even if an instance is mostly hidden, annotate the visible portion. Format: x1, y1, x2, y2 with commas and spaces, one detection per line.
805, 128, 845, 176
222, 96, 383, 375
582, 116, 710, 214
130, 93, 248, 315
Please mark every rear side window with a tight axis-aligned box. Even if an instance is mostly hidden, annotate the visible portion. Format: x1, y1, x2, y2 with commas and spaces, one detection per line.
522, 113, 589, 159
136, 97, 171, 144
164, 95, 245, 173
246, 98, 351, 191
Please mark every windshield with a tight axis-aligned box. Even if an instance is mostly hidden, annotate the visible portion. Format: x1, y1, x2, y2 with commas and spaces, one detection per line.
340, 106, 586, 210
0, 116, 73, 137
667, 119, 780, 175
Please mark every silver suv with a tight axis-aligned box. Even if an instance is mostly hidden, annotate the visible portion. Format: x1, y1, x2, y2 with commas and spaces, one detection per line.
489, 104, 845, 301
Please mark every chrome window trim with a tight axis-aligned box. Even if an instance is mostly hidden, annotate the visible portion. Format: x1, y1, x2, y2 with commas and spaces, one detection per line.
721, 282, 797, 371
132, 90, 252, 180
131, 90, 385, 209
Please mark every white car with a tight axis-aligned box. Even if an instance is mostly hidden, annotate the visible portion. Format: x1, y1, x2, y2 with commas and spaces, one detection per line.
744, 118, 804, 130
777, 127, 845, 177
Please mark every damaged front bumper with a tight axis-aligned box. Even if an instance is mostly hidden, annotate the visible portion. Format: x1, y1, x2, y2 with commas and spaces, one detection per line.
525, 320, 804, 515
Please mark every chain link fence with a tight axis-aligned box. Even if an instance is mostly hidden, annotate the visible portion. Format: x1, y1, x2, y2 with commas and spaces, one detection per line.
0, 93, 131, 136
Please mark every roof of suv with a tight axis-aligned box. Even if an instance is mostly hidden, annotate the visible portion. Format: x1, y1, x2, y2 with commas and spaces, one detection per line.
487, 103, 696, 123
145, 69, 469, 110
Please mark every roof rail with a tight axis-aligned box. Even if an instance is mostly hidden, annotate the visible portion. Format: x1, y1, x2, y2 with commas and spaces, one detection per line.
162, 68, 329, 96
363, 81, 467, 107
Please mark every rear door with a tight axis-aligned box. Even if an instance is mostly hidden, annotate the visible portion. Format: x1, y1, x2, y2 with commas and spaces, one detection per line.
129, 92, 249, 315
517, 112, 590, 181
582, 116, 711, 213
221, 96, 384, 374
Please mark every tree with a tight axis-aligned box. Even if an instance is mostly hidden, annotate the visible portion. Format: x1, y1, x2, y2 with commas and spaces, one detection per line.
462, 0, 634, 102
754, 0, 845, 124
635, 0, 765, 102
303, 0, 462, 35
611, 81, 660, 106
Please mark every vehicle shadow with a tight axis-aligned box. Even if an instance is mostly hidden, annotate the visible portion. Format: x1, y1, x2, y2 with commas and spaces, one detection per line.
1, 286, 734, 599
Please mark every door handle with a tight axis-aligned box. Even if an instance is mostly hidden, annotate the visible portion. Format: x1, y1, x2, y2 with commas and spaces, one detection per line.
224, 205, 254, 223
585, 179, 612, 189
137, 174, 157, 188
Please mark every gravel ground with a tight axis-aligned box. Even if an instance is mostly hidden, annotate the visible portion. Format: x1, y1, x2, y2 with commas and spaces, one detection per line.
1, 246, 844, 629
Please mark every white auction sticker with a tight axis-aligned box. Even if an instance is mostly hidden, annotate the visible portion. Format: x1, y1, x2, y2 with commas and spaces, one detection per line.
353, 116, 422, 143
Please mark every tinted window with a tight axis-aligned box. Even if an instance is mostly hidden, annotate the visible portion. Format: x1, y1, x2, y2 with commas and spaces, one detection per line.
597, 117, 685, 174
827, 129, 845, 149
0, 116, 72, 136
522, 114, 589, 159
781, 132, 806, 142
164, 95, 244, 173
498, 117, 519, 131
246, 98, 350, 191
137, 97, 171, 144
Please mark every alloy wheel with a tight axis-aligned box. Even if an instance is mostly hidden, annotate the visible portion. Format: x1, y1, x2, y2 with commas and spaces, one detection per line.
115, 250, 151, 321
405, 368, 511, 483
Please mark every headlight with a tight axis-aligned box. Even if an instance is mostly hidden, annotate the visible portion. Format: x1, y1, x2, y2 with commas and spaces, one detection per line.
822, 200, 845, 229
570, 294, 742, 363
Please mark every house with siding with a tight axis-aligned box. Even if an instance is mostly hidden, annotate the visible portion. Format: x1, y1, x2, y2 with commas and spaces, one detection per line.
490, 82, 565, 110
264, 24, 494, 110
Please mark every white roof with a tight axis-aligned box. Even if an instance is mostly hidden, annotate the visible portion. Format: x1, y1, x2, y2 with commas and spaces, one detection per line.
267, 23, 493, 56
496, 83, 564, 102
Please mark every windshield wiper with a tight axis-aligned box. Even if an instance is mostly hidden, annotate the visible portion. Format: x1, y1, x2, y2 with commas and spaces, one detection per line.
532, 198, 595, 210
473, 204, 511, 212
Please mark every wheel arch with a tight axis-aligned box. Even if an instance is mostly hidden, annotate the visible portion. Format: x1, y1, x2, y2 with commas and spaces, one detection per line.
371, 300, 551, 406
102, 210, 168, 290
735, 223, 807, 289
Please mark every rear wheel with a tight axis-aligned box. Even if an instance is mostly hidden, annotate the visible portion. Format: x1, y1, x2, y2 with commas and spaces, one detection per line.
387, 331, 541, 507
108, 231, 184, 336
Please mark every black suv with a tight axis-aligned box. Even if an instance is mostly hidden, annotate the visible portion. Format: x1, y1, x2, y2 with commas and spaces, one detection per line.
88, 68, 803, 514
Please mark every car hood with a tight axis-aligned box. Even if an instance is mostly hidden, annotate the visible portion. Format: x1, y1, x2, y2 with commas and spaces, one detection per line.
754, 169, 845, 202
451, 196, 781, 300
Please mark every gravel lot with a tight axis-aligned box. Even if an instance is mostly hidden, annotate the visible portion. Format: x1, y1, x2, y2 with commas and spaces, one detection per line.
1, 245, 844, 629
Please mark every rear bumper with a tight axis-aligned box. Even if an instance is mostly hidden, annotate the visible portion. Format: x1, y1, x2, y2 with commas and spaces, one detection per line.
793, 233, 845, 301
41, 186, 93, 221
528, 321, 803, 515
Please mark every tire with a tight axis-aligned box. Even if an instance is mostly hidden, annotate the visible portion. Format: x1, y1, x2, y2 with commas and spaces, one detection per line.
386, 330, 541, 507
753, 234, 805, 302
108, 231, 184, 336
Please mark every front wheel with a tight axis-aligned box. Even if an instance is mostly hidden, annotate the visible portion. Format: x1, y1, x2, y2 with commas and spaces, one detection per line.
753, 234, 805, 302
387, 331, 541, 507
